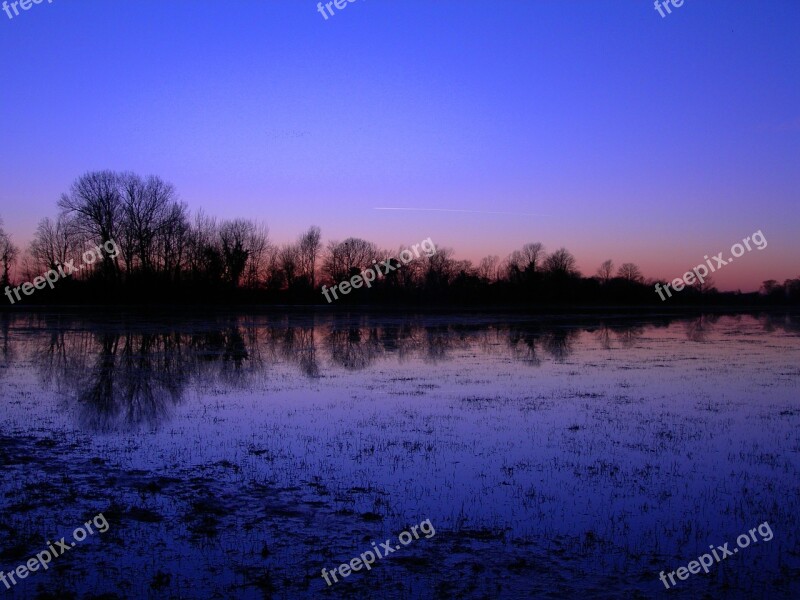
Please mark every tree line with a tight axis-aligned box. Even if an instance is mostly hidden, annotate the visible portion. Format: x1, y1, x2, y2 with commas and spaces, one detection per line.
1, 170, 798, 306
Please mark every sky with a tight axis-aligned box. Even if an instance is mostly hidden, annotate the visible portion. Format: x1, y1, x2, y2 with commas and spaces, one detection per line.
0, 0, 798, 291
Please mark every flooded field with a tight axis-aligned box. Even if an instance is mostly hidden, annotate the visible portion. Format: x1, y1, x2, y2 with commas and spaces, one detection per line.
0, 312, 798, 599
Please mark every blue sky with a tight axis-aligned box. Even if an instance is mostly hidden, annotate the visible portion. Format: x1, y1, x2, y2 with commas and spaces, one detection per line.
1, 0, 798, 289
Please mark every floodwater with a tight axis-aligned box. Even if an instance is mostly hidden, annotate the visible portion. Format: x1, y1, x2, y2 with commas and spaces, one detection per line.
0, 312, 798, 599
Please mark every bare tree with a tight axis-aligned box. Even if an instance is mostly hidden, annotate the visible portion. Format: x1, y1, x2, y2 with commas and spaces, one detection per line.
452, 259, 476, 284
29, 216, 81, 273
692, 274, 715, 294
519, 242, 545, 272
542, 248, 579, 277
119, 173, 180, 275
157, 201, 190, 281
784, 277, 800, 301
0, 218, 19, 287
477, 255, 500, 282
278, 243, 300, 289
617, 262, 643, 283
219, 219, 255, 287
424, 247, 457, 289
297, 226, 322, 288
261, 244, 283, 291
187, 211, 222, 282
323, 238, 378, 282
58, 171, 122, 278
596, 259, 614, 284
242, 222, 270, 289
507, 242, 545, 282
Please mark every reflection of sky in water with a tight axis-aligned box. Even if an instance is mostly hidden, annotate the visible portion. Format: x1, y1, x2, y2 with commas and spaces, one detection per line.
0, 313, 799, 597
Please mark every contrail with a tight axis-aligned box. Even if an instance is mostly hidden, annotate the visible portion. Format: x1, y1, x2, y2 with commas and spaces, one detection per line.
373, 207, 546, 217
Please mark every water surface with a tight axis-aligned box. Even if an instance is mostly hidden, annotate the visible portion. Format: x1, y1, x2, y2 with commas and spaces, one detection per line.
0, 312, 798, 599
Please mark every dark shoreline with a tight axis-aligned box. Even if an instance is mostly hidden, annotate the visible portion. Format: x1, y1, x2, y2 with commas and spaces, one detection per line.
1, 303, 798, 318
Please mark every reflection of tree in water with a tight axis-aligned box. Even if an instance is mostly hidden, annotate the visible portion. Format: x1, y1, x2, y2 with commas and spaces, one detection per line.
506, 324, 581, 364
540, 328, 579, 361
0, 313, 14, 380
24, 312, 785, 429
424, 325, 456, 362
76, 333, 188, 431
759, 313, 800, 334
684, 315, 719, 342
594, 326, 613, 350
393, 323, 426, 362
27, 319, 265, 431
272, 325, 320, 378
593, 323, 646, 350
190, 324, 254, 385
611, 324, 645, 348
326, 327, 384, 370
32, 322, 93, 392
319, 322, 472, 369
507, 328, 543, 366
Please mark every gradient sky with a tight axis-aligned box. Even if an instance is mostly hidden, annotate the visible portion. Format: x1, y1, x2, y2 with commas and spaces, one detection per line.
1, 0, 798, 291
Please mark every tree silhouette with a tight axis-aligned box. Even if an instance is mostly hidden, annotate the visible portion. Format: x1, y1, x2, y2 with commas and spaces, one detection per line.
617, 262, 643, 283
3, 169, 794, 308
58, 170, 123, 280
596, 259, 613, 284
298, 226, 322, 289
0, 219, 19, 288
543, 248, 579, 277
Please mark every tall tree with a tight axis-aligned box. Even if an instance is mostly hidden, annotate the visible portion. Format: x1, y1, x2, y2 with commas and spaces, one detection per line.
241, 222, 270, 289
58, 171, 122, 278
543, 248, 579, 277
0, 218, 19, 287
596, 259, 614, 284
278, 243, 300, 289
323, 238, 378, 282
219, 219, 255, 287
29, 216, 80, 273
507, 242, 545, 283
119, 173, 180, 275
617, 262, 643, 283
424, 247, 456, 291
478, 255, 500, 282
157, 201, 190, 281
692, 274, 715, 294
297, 226, 322, 288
